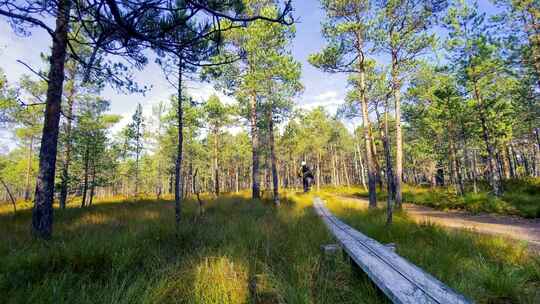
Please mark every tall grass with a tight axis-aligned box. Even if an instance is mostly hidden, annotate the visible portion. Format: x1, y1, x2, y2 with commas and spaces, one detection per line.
319, 192, 540, 303
0, 194, 383, 304
1, 191, 538, 303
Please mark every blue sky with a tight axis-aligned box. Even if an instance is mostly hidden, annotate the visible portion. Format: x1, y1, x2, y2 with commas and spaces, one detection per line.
0, 0, 500, 150
0, 1, 346, 137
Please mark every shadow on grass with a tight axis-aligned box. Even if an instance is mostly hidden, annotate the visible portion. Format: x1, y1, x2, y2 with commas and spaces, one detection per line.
0, 194, 387, 304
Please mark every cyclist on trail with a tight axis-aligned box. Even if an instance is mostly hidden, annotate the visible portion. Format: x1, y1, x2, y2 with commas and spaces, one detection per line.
299, 161, 314, 193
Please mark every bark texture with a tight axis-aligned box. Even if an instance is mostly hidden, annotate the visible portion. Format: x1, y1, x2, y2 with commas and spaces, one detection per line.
250, 93, 260, 199
31, 0, 71, 239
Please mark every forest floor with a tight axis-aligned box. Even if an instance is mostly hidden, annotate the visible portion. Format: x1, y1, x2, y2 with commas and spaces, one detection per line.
333, 194, 540, 252
1, 190, 539, 303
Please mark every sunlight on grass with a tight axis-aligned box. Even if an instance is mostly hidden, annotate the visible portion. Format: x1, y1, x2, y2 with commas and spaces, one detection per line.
193, 257, 249, 304
1, 190, 538, 303
329, 178, 540, 218
319, 192, 539, 303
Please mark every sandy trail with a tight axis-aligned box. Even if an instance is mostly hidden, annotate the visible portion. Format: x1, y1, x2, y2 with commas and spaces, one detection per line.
334, 195, 540, 252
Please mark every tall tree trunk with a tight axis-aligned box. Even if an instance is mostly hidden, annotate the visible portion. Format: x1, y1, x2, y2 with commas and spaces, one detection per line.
0, 177, 16, 213
32, 0, 72, 239
501, 147, 511, 179
88, 161, 96, 206
359, 78, 377, 207
235, 165, 240, 193
250, 93, 260, 199
473, 82, 502, 195
355, 35, 377, 207
268, 111, 280, 206
506, 146, 515, 178
356, 143, 367, 190
331, 146, 337, 186
59, 80, 75, 209
174, 59, 184, 227
156, 116, 163, 200
353, 144, 360, 184
377, 101, 395, 224
24, 136, 34, 201
392, 53, 403, 209
342, 152, 350, 187
135, 146, 139, 196
533, 127, 540, 177
369, 124, 384, 189
213, 130, 219, 196
81, 144, 90, 208
449, 137, 464, 195
472, 149, 478, 193
317, 151, 321, 191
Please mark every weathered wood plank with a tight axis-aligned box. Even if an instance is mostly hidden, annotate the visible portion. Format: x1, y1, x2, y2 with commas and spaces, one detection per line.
313, 197, 472, 304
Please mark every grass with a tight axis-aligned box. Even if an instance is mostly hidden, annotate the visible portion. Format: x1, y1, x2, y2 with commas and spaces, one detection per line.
319, 192, 540, 303
0, 190, 539, 303
0, 193, 384, 304
344, 178, 540, 218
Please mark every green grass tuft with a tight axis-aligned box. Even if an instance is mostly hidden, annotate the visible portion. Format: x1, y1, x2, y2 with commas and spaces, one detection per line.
1, 191, 538, 303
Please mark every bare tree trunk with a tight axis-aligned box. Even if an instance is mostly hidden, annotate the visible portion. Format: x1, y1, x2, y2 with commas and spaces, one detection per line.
59, 79, 75, 209
213, 131, 220, 196
506, 146, 515, 178
31, 0, 72, 239
156, 114, 163, 200
268, 112, 280, 206
356, 143, 367, 190
235, 165, 240, 193
192, 168, 204, 215
357, 44, 377, 208
501, 147, 511, 179
88, 161, 96, 206
0, 177, 16, 213
391, 53, 404, 209
342, 152, 350, 187
81, 144, 90, 208
534, 128, 540, 177
24, 136, 34, 201
135, 146, 140, 196
317, 151, 321, 191
174, 59, 184, 227
377, 101, 395, 224
449, 137, 464, 195
250, 93, 260, 199
474, 82, 502, 195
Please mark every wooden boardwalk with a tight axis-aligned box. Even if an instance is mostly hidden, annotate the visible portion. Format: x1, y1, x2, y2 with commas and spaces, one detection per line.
313, 197, 472, 304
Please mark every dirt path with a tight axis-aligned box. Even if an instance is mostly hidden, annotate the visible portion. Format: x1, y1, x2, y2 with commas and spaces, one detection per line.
334, 195, 540, 252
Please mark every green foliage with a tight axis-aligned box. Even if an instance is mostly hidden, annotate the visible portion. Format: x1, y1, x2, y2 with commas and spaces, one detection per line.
309, 0, 372, 73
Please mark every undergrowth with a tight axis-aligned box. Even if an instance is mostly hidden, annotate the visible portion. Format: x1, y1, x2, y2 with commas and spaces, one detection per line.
343, 178, 540, 218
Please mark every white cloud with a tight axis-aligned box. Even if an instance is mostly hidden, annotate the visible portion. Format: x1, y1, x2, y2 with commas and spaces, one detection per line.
186, 83, 236, 105
313, 90, 339, 101
299, 90, 344, 115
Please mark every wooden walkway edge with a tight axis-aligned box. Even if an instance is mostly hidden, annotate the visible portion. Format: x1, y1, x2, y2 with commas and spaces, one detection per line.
313, 197, 472, 304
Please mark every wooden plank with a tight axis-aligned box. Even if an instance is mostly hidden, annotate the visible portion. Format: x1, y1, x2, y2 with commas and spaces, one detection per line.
313, 197, 472, 304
